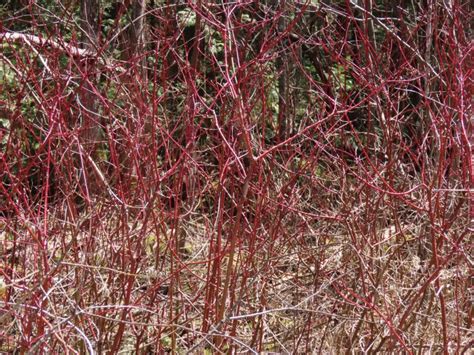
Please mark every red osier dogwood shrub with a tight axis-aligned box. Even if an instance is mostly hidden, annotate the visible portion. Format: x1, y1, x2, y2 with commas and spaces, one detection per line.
0, 1, 471, 353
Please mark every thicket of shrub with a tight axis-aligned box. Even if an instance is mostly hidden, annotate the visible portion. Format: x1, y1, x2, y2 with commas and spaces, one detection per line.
0, 1, 471, 353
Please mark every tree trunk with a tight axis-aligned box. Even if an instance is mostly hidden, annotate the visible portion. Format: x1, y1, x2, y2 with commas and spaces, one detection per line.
116, 0, 147, 192
78, 0, 101, 197
276, 0, 291, 141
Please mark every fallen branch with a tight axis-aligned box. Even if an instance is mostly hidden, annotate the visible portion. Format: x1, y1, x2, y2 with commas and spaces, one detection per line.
1, 31, 95, 57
